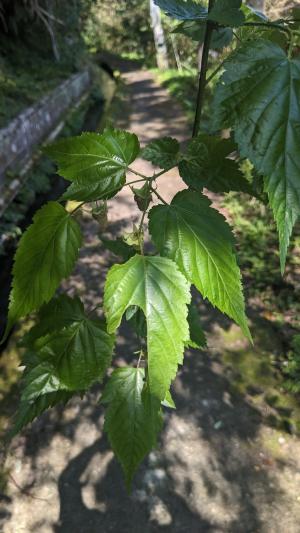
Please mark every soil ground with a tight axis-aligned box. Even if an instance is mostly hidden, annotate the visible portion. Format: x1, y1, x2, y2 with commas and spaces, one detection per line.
2, 61, 300, 533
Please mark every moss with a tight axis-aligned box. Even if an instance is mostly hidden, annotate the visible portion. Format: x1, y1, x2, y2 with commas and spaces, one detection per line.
218, 323, 300, 435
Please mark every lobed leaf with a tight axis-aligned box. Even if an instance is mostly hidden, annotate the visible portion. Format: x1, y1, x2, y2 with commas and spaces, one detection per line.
149, 190, 251, 339
104, 255, 191, 400
212, 40, 300, 272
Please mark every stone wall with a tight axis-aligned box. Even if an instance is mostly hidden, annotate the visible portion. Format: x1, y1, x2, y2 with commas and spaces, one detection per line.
0, 69, 92, 212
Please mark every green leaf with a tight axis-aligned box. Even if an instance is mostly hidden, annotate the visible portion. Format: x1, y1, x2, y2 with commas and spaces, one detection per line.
2, 202, 82, 342
154, 0, 207, 20
173, 21, 233, 49
179, 135, 252, 194
102, 367, 162, 488
142, 137, 180, 169
11, 389, 73, 437
45, 129, 140, 185
149, 190, 251, 340
208, 0, 245, 27
212, 39, 300, 272
23, 294, 85, 346
22, 295, 114, 390
100, 237, 136, 261
186, 302, 207, 349
162, 389, 176, 409
238, 7, 286, 47
104, 255, 191, 400
126, 306, 147, 338
21, 362, 67, 402
34, 317, 114, 390
61, 177, 125, 202
11, 295, 114, 435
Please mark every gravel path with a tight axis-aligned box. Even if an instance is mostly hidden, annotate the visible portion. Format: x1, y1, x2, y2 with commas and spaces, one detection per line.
2, 64, 300, 533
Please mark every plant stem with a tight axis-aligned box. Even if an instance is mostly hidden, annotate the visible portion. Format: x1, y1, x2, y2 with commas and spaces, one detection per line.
70, 201, 85, 215
192, 0, 215, 137
138, 209, 147, 255
151, 187, 168, 205
128, 167, 148, 179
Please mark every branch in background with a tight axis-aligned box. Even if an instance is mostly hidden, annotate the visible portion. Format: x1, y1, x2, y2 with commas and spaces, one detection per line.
192, 0, 215, 137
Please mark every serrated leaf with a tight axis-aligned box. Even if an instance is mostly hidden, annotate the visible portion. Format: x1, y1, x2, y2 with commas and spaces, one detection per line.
173, 20, 233, 49
11, 296, 114, 435
2, 202, 82, 342
102, 367, 162, 488
142, 137, 180, 169
36, 317, 114, 390
179, 135, 252, 194
238, 7, 286, 47
104, 255, 191, 400
21, 362, 67, 402
11, 389, 73, 437
22, 295, 115, 390
126, 306, 147, 339
149, 190, 251, 339
208, 0, 245, 27
23, 294, 85, 346
162, 389, 176, 409
100, 237, 136, 261
61, 176, 125, 202
186, 302, 207, 349
45, 129, 140, 186
154, 0, 207, 20
212, 40, 300, 272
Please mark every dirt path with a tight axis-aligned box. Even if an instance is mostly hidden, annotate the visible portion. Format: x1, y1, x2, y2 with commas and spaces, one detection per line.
2, 65, 300, 533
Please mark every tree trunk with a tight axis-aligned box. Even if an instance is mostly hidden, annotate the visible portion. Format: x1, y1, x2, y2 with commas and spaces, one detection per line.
149, 0, 169, 70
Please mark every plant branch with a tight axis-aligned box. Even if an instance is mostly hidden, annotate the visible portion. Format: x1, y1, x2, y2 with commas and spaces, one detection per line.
151, 187, 168, 205
128, 167, 148, 179
192, 0, 215, 137
70, 201, 85, 215
138, 209, 147, 255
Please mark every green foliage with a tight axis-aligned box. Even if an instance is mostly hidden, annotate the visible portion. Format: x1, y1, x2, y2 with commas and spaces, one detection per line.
154, 0, 207, 21
11, 294, 114, 434
211, 39, 300, 272
100, 237, 136, 261
283, 335, 300, 393
102, 367, 162, 488
45, 129, 140, 195
178, 135, 252, 193
3, 202, 82, 342
149, 190, 250, 339
142, 137, 180, 169
104, 254, 190, 400
173, 20, 233, 49
208, 0, 244, 27
186, 302, 207, 349
5, 5, 300, 488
